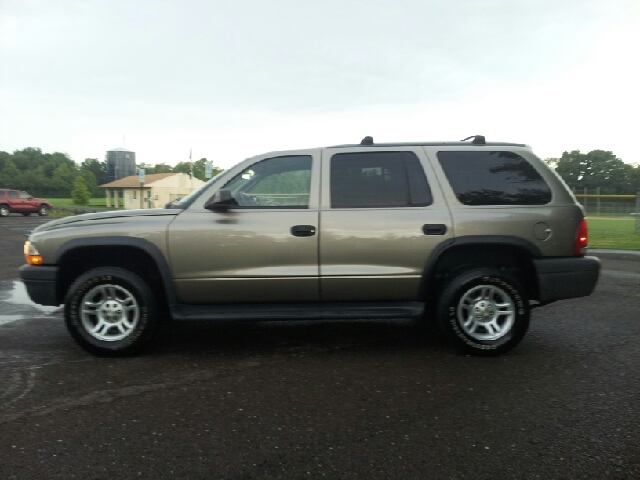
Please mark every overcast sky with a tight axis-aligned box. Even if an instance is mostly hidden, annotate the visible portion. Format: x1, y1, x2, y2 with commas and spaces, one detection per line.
1, 0, 638, 169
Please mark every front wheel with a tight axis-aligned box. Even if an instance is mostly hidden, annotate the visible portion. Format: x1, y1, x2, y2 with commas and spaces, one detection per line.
436, 269, 530, 356
64, 267, 160, 356
38, 205, 49, 216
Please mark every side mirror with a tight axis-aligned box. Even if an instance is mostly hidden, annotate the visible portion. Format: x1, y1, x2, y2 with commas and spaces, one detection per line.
204, 189, 238, 212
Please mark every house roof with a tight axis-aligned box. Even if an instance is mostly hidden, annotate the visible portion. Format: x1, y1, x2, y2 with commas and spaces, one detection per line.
100, 173, 178, 188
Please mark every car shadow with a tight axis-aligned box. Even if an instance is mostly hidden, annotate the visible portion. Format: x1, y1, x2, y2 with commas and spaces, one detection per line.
151, 318, 449, 356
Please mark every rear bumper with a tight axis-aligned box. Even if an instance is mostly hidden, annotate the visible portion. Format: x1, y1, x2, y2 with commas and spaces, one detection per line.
534, 256, 601, 305
19, 264, 60, 306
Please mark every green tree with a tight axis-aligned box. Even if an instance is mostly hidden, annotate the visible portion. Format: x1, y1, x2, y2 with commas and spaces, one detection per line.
0, 151, 10, 171
71, 176, 91, 205
137, 162, 156, 175
173, 158, 222, 181
80, 158, 107, 189
0, 158, 21, 188
18, 166, 51, 197
554, 150, 636, 194
153, 162, 174, 174
52, 162, 77, 196
79, 169, 100, 197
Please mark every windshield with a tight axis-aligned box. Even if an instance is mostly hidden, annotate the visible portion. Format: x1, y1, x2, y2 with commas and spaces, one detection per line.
166, 170, 227, 209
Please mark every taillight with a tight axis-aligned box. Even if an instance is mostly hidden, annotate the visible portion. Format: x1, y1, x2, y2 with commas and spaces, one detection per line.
574, 219, 588, 256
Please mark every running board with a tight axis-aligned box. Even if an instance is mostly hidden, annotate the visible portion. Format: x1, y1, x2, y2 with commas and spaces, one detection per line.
170, 302, 425, 322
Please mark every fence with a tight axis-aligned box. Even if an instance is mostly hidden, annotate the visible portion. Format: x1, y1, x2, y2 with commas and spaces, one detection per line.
573, 189, 640, 234
573, 190, 637, 216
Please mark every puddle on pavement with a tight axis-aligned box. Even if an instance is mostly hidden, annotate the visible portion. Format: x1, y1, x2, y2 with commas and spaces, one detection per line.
0, 315, 24, 326
0, 281, 60, 325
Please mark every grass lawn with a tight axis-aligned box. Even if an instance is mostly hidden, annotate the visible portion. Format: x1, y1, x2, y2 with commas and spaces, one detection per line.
47, 198, 120, 217
48, 198, 110, 208
587, 217, 640, 250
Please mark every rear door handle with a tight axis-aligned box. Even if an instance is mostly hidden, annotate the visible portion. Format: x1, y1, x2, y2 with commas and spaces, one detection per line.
291, 225, 316, 237
423, 224, 447, 235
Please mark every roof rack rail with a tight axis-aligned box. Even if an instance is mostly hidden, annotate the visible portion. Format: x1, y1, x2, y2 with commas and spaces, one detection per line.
360, 136, 374, 145
461, 135, 486, 145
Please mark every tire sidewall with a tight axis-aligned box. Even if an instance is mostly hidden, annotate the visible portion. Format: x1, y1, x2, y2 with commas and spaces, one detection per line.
64, 267, 157, 356
38, 205, 49, 216
437, 270, 529, 355
0, 205, 9, 217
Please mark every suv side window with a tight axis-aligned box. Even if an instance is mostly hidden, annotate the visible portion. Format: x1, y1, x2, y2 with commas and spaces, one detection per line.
8, 191, 19, 199
330, 151, 432, 208
437, 151, 552, 206
20, 191, 33, 199
223, 155, 312, 208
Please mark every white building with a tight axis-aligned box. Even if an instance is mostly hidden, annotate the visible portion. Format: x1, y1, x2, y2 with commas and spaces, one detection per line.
100, 173, 205, 209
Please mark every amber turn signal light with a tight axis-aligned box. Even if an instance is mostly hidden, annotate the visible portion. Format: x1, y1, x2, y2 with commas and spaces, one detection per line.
24, 241, 44, 265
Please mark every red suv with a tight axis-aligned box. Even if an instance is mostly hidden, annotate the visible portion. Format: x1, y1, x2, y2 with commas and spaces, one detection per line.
0, 189, 52, 217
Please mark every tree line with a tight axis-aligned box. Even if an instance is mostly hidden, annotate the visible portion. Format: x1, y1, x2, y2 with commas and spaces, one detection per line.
545, 150, 640, 195
1, 147, 638, 200
0, 148, 223, 199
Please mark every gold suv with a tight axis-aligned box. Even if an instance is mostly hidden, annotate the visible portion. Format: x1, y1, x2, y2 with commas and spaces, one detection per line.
20, 136, 600, 356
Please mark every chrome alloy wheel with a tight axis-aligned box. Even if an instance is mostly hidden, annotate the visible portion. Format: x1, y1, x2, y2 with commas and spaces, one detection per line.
456, 284, 515, 341
80, 284, 140, 341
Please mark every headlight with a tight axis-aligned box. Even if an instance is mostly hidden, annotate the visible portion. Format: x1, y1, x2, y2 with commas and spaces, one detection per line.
24, 240, 43, 265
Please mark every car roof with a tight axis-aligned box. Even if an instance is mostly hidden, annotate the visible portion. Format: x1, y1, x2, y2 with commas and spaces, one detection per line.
328, 141, 528, 148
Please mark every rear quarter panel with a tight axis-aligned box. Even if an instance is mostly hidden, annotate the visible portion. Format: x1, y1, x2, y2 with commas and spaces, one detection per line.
422, 146, 583, 257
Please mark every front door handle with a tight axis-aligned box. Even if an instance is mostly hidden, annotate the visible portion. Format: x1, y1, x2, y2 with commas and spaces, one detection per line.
291, 225, 316, 237
423, 224, 447, 235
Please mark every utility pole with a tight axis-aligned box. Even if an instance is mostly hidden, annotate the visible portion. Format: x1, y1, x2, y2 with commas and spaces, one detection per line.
139, 168, 145, 209
190, 148, 194, 188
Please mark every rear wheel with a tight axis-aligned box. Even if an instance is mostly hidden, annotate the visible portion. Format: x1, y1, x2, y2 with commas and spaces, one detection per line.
38, 204, 49, 216
436, 269, 530, 356
64, 267, 160, 356
0, 205, 9, 217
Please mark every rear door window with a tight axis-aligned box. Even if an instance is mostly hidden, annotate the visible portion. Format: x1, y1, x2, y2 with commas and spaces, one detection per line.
437, 151, 552, 205
330, 151, 431, 208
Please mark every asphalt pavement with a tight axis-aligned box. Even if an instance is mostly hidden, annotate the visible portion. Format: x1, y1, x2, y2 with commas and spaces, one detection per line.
0, 215, 639, 479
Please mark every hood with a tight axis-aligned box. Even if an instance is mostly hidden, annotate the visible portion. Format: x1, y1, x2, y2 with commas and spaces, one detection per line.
32, 208, 180, 234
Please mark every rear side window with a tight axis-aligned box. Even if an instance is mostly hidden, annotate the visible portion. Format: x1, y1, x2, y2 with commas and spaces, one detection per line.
331, 151, 431, 208
8, 191, 19, 198
437, 151, 552, 206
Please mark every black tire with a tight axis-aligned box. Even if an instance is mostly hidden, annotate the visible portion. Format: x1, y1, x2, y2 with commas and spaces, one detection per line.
0, 204, 9, 217
38, 204, 49, 216
436, 269, 530, 356
64, 267, 160, 357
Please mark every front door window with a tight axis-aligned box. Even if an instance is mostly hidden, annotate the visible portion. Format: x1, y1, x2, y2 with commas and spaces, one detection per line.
223, 155, 312, 208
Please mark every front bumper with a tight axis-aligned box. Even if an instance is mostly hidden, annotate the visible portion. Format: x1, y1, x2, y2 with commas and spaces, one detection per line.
534, 256, 601, 305
19, 264, 60, 306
